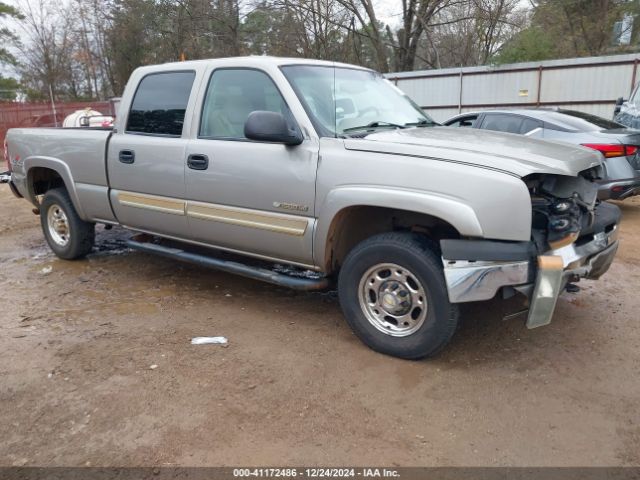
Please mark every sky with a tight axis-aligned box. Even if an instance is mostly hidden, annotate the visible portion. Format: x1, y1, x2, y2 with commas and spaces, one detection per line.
374, 0, 403, 27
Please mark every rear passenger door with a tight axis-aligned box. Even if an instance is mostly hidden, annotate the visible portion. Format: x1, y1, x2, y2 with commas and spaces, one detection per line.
108, 70, 198, 237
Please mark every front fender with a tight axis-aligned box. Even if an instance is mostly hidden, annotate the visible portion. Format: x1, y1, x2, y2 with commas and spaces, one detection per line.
313, 186, 485, 267
22, 156, 87, 220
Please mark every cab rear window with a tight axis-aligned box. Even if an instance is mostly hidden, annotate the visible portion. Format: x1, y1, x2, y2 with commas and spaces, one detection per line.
126, 71, 195, 136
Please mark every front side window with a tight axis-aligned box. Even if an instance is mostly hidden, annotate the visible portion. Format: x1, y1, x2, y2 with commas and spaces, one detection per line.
200, 69, 291, 139
281, 65, 435, 137
126, 71, 195, 136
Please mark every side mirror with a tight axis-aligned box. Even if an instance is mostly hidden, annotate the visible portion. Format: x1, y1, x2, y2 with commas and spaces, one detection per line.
244, 111, 303, 146
616, 97, 625, 106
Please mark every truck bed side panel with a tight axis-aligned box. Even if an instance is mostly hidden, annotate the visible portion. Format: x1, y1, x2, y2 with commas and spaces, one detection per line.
7, 127, 116, 223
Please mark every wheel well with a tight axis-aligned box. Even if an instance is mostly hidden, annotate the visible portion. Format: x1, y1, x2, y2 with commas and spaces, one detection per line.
324, 206, 460, 274
28, 167, 65, 197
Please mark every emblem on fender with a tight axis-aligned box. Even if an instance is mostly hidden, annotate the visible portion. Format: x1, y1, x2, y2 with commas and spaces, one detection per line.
273, 201, 309, 212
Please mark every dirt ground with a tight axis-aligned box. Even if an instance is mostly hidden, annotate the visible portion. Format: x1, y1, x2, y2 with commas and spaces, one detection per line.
0, 185, 639, 468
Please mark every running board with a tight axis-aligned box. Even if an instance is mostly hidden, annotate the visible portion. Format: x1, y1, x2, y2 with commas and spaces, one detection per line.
126, 238, 331, 291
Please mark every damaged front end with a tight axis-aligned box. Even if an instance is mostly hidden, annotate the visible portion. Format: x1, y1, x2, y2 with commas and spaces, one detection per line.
527, 170, 599, 251
520, 168, 619, 327
440, 166, 620, 329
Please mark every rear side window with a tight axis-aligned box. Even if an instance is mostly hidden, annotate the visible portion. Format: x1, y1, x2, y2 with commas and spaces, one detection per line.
521, 118, 542, 134
126, 71, 196, 136
481, 114, 523, 134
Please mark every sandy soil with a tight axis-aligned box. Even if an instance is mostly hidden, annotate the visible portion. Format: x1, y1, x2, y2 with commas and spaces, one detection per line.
0, 186, 639, 467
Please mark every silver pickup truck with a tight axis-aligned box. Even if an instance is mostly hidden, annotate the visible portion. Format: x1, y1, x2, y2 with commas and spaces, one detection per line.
2, 57, 620, 359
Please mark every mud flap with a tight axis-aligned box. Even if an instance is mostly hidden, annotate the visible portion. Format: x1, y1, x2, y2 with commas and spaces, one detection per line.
526, 256, 564, 329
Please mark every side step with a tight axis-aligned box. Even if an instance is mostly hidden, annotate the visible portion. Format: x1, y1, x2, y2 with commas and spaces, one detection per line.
126, 237, 331, 291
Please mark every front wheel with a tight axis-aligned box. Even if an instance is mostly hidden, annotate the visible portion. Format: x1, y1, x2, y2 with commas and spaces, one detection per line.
338, 232, 459, 359
40, 188, 95, 259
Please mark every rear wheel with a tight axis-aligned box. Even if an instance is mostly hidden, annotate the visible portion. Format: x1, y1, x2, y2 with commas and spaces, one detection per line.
40, 188, 94, 259
338, 232, 459, 359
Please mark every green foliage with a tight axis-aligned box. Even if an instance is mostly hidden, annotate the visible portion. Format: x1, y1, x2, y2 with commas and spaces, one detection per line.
491, 1, 640, 65
241, 3, 305, 57
0, 0, 23, 66
0, 1, 21, 18
106, 0, 158, 94
494, 26, 556, 64
525, 0, 640, 59
0, 75, 20, 101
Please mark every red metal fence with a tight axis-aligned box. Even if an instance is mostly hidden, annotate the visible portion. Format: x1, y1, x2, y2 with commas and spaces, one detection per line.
0, 101, 115, 147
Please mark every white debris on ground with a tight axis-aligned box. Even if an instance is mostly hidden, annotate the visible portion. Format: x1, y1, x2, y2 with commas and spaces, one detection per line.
191, 337, 228, 345
40, 266, 52, 275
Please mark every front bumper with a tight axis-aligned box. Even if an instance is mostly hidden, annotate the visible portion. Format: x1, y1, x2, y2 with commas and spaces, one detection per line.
441, 222, 619, 329
521, 229, 618, 328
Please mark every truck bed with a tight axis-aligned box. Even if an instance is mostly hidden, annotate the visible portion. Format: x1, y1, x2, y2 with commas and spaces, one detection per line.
7, 127, 114, 222
8, 127, 112, 185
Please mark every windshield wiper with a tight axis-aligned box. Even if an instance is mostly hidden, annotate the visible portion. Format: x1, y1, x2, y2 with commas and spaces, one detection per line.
342, 121, 406, 132
404, 119, 438, 127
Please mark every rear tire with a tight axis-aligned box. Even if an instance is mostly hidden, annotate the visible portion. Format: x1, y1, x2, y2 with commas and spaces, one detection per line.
40, 188, 95, 259
338, 232, 459, 359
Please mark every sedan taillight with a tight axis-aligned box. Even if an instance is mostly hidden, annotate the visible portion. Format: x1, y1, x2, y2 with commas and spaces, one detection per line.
582, 143, 638, 158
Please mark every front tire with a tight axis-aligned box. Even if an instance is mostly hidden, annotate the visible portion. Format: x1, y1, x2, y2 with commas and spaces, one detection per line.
40, 188, 95, 259
338, 232, 459, 359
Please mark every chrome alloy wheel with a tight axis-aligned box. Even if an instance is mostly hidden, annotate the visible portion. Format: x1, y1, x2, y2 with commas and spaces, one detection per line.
47, 204, 70, 247
358, 263, 428, 337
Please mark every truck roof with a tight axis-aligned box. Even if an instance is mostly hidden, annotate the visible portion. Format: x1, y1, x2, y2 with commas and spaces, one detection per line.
133, 56, 372, 74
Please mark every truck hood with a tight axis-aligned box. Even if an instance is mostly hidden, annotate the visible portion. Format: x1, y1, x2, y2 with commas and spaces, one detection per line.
344, 127, 602, 178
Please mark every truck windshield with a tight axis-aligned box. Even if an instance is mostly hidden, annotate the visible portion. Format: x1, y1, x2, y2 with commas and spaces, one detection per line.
281, 65, 435, 137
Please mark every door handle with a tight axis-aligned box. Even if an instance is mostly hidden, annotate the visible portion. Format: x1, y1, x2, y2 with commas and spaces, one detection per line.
119, 150, 135, 164
187, 154, 209, 170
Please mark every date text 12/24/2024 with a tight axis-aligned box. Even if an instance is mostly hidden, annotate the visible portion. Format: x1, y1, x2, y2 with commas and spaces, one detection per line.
233, 468, 400, 478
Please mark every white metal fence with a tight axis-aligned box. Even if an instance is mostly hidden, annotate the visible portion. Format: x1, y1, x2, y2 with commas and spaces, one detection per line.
386, 53, 640, 123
